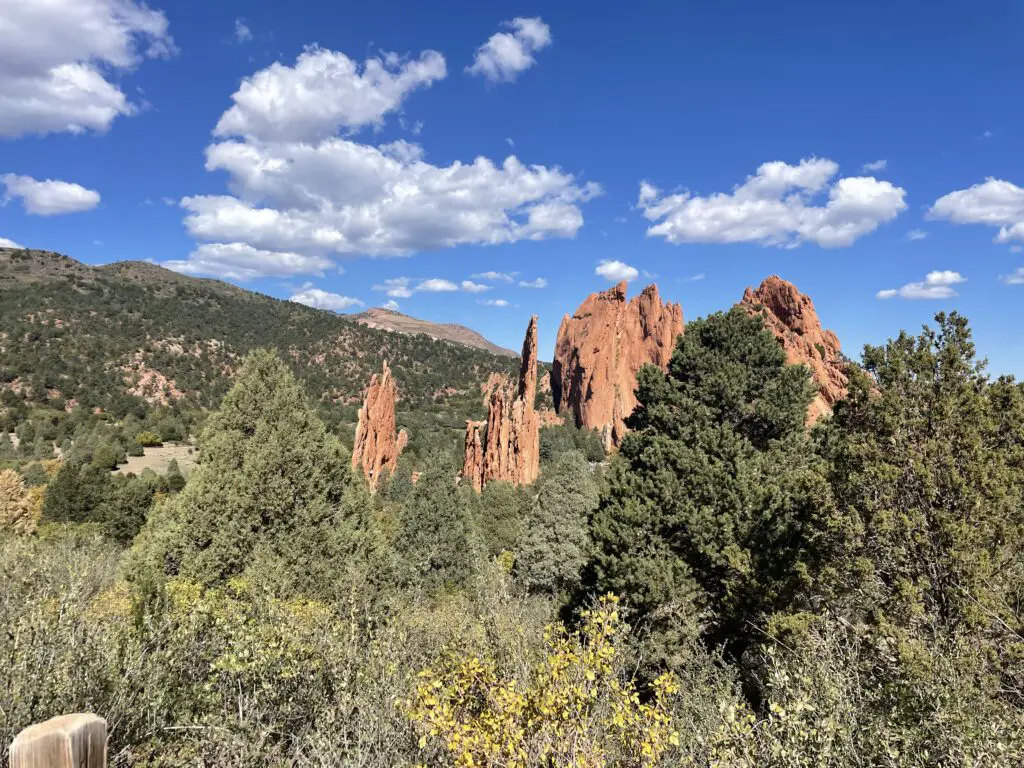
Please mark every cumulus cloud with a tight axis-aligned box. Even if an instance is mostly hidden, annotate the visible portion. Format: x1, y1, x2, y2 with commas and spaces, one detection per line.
928, 178, 1024, 243
373, 277, 413, 298
373, 276, 482, 297
595, 259, 638, 282
0, 237, 23, 248
472, 270, 518, 282
518, 277, 547, 288
215, 46, 445, 142
638, 158, 906, 248
382, 299, 400, 310
417, 278, 458, 292
182, 48, 599, 267
234, 19, 252, 43
0, 0, 174, 138
163, 242, 333, 281
876, 270, 966, 300
1002, 268, 1024, 285
2, 174, 100, 215
478, 298, 509, 307
289, 286, 363, 311
862, 159, 887, 172
467, 17, 551, 83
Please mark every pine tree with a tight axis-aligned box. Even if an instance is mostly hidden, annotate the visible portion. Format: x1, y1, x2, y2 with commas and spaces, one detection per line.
516, 451, 597, 595
164, 458, 186, 493
0, 431, 14, 459
585, 308, 833, 659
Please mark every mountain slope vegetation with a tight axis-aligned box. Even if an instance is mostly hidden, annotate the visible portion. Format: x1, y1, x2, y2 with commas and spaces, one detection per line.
0, 247, 519, 456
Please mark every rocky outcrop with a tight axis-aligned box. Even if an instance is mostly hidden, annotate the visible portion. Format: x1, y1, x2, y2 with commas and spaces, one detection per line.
552, 282, 684, 450
739, 276, 848, 423
463, 316, 541, 490
463, 421, 486, 492
351, 361, 407, 489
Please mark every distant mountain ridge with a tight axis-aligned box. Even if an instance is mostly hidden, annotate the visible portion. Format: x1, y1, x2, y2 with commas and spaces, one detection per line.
0, 247, 520, 456
353, 307, 516, 357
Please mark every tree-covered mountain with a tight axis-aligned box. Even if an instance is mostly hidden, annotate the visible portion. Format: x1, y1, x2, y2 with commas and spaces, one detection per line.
0, 247, 521, 458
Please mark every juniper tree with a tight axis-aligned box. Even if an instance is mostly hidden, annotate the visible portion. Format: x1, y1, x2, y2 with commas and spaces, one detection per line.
395, 453, 475, 593
584, 308, 834, 660
516, 450, 598, 596
129, 349, 351, 585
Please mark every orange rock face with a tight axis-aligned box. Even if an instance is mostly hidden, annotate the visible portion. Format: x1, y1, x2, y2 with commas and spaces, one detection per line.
552, 282, 684, 450
351, 361, 406, 489
739, 275, 848, 423
463, 316, 541, 490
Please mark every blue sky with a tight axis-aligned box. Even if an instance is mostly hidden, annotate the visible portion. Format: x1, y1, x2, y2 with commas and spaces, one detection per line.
3, 1, 1024, 374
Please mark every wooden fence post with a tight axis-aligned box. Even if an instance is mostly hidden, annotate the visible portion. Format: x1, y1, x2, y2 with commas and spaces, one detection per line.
9, 714, 107, 768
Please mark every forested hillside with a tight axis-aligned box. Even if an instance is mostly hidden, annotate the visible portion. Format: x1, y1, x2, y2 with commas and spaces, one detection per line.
0, 248, 522, 459
3, 304, 1022, 766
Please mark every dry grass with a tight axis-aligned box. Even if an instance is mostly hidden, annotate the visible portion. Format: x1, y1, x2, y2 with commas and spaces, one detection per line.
114, 443, 197, 476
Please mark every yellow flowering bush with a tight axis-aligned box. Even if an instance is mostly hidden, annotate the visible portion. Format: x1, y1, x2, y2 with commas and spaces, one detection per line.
406, 594, 681, 768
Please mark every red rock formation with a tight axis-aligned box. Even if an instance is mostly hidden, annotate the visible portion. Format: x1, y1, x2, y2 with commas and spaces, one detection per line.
552, 282, 684, 450
463, 316, 541, 490
463, 421, 486, 492
739, 276, 848, 423
351, 361, 405, 489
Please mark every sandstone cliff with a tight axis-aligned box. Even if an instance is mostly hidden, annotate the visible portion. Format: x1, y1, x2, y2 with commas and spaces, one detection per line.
351, 361, 407, 488
551, 282, 684, 449
463, 316, 541, 490
739, 276, 848, 423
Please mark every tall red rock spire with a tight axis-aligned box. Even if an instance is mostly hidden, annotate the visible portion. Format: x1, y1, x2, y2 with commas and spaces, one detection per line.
739, 275, 849, 423
463, 316, 540, 490
351, 361, 407, 489
552, 282, 684, 450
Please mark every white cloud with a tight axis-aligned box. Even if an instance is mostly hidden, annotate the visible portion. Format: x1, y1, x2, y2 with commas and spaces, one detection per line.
0, 0, 174, 138
638, 158, 906, 248
289, 286, 363, 311
467, 17, 552, 83
1002, 268, 1024, 285
506, 137, 515, 147
519, 277, 547, 288
373, 277, 413, 298
214, 45, 446, 142
2, 174, 100, 215
234, 18, 252, 43
415, 278, 458, 292
595, 259, 639, 282
478, 298, 509, 307
0, 237, 23, 248
163, 242, 333, 281
906, 229, 928, 241
686, 273, 705, 282
472, 270, 518, 282
928, 178, 1024, 243
876, 270, 966, 300
185, 47, 598, 263
373, 276, 471, 296
1011, 245, 1023, 254
862, 159, 887, 172
382, 299, 401, 310
186, 139, 599, 257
